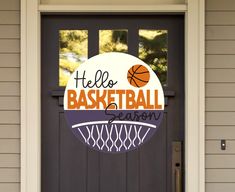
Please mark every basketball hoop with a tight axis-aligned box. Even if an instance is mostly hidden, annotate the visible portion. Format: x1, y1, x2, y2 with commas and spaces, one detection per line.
72, 121, 155, 152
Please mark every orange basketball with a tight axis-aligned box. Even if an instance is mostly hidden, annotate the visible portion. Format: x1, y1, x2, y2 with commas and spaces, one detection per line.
127, 64, 150, 88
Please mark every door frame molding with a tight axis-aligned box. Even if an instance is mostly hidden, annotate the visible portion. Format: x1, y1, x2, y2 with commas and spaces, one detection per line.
21, 1, 205, 192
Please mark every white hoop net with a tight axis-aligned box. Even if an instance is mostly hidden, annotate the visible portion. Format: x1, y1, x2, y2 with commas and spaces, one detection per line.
73, 122, 154, 152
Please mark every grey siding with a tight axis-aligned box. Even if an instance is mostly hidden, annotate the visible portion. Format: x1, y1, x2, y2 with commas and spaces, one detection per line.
0, 0, 20, 192
206, 0, 235, 191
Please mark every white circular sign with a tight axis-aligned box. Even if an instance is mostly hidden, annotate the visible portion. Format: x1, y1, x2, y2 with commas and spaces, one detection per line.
64, 52, 164, 153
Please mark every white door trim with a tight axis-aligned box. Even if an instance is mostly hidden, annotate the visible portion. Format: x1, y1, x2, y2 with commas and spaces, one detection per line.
21, 1, 205, 192
38, 4, 187, 12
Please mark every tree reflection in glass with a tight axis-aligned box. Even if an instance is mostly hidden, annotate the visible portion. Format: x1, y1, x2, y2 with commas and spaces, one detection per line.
99, 30, 128, 54
59, 30, 88, 86
139, 30, 168, 86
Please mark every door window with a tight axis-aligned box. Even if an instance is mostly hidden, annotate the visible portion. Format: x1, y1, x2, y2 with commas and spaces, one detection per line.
139, 30, 168, 86
99, 29, 128, 53
59, 29, 168, 86
59, 30, 88, 86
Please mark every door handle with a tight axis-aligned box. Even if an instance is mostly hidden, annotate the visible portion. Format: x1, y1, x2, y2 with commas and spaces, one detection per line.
172, 141, 182, 192
175, 166, 181, 192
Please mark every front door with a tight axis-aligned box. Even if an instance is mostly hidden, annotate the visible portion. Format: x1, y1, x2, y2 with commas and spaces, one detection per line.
41, 14, 184, 192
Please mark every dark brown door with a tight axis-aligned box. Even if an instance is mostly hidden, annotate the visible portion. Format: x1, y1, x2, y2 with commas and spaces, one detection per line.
41, 14, 184, 192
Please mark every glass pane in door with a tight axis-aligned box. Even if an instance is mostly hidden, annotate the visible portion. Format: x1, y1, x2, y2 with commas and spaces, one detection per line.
99, 29, 128, 53
139, 29, 168, 86
59, 30, 88, 86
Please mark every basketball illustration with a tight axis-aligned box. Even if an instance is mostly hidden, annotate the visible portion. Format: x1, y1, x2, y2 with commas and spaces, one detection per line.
64, 53, 164, 153
127, 64, 150, 88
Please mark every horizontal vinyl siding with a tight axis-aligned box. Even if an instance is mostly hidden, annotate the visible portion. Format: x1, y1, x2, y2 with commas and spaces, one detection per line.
0, 0, 20, 11
0, 68, 20, 82
206, 0, 235, 191
206, 169, 235, 182
206, 140, 235, 154
0, 25, 20, 39
206, 126, 235, 139
0, 139, 20, 154
206, 41, 235, 55
206, 183, 235, 192
0, 168, 20, 182
206, 69, 235, 82
0, 97, 20, 110
206, 12, 235, 25
206, 26, 235, 40
206, 112, 235, 125
0, 40, 20, 53
0, 0, 20, 191
0, 54, 20, 68
206, 98, 235, 111
0, 154, 20, 168
0, 125, 20, 139
0, 82, 20, 96
0, 11, 20, 25
206, 55, 235, 69
206, 83, 235, 97
206, 0, 235, 11
0, 183, 19, 192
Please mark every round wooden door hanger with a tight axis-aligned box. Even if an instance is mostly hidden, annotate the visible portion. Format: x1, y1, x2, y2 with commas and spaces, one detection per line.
64, 52, 164, 153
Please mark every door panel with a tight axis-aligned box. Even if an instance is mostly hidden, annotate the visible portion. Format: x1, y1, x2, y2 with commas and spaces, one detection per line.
41, 14, 184, 192
60, 113, 87, 192
139, 116, 167, 191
